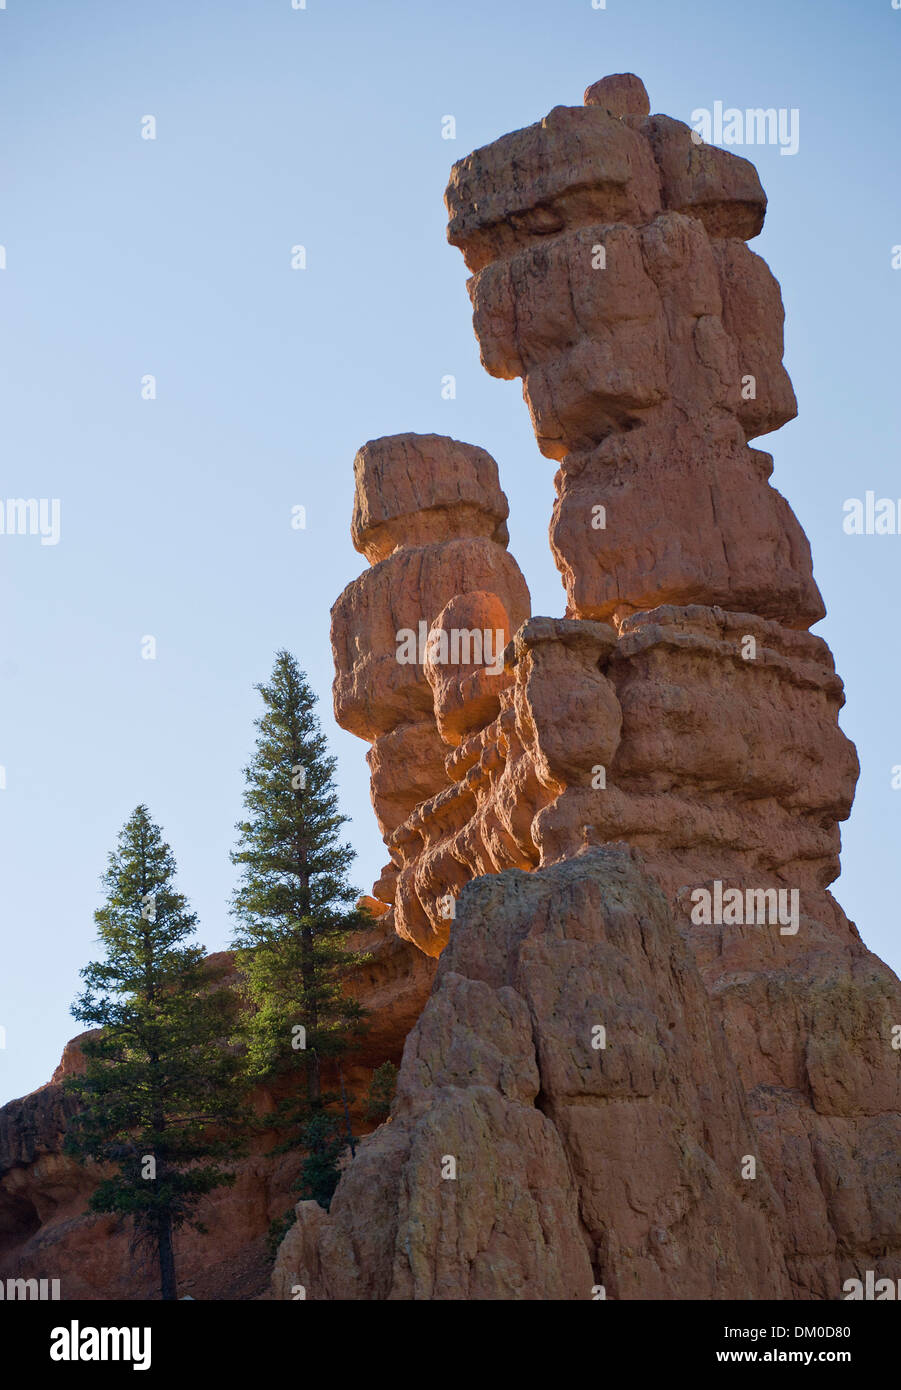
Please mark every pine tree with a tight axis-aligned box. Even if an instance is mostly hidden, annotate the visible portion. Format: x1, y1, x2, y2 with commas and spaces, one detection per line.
364, 1060, 398, 1124
230, 651, 369, 1133
295, 1113, 347, 1209
64, 806, 246, 1302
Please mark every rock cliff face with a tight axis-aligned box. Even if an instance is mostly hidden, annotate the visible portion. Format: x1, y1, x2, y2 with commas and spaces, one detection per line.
302, 74, 901, 1299
274, 851, 791, 1300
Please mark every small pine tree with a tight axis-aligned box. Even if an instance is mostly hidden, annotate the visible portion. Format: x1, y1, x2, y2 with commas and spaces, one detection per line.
64, 806, 247, 1301
267, 1107, 348, 1255
295, 1113, 346, 1210
230, 651, 369, 1135
364, 1061, 398, 1124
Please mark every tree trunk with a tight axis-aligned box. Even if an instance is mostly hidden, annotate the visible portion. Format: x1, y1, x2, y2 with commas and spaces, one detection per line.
158, 1211, 177, 1301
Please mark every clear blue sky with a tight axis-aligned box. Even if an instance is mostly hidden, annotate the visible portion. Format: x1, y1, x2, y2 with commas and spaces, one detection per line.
1, 0, 899, 1104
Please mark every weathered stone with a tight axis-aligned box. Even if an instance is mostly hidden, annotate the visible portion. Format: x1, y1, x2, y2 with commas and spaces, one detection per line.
424, 590, 513, 745
584, 73, 650, 119
638, 113, 767, 240
351, 434, 510, 564
305, 72, 901, 1300
272, 852, 791, 1299
331, 537, 530, 740
446, 104, 661, 273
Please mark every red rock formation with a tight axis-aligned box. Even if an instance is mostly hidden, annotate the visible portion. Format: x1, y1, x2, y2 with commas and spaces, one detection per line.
439, 74, 901, 1296
0, 933, 434, 1299
330, 433, 530, 950
4, 73, 898, 1304
274, 851, 791, 1299
447, 101, 817, 625
302, 74, 901, 1300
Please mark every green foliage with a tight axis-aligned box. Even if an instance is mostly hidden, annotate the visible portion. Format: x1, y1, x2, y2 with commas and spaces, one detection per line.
364, 1061, 398, 1124
295, 1113, 347, 1211
266, 1207, 297, 1261
230, 651, 369, 1123
64, 806, 248, 1296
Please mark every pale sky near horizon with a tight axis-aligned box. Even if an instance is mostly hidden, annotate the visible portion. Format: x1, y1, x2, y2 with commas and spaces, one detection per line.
1, 0, 899, 1105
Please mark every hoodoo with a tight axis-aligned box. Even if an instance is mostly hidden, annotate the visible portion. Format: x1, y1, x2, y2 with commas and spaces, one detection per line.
3, 74, 899, 1305
285, 74, 901, 1299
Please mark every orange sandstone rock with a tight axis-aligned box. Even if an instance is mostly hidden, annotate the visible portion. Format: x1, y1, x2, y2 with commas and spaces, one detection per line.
301, 73, 901, 1300
330, 433, 530, 943
583, 73, 651, 118
351, 433, 510, 563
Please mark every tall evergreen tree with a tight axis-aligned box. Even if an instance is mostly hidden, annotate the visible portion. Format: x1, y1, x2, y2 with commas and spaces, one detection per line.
64, 806, 246, 1301
230, 651, 369, 1128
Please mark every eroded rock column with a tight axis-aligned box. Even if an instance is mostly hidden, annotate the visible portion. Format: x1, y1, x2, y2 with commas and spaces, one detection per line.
330, 432, 530, 950
443, 72, 901, 1297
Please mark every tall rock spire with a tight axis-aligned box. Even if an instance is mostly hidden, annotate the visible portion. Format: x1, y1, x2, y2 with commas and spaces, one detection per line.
300, 77, 901, 1299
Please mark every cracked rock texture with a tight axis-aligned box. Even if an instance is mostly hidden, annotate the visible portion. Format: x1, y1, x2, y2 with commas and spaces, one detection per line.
273, 851, 790, 1300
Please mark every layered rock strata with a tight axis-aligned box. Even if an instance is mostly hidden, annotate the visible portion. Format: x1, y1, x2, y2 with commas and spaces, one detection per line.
314, 74, 901, 1298
330, 433, 530, 927
445, 81, 818, 626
